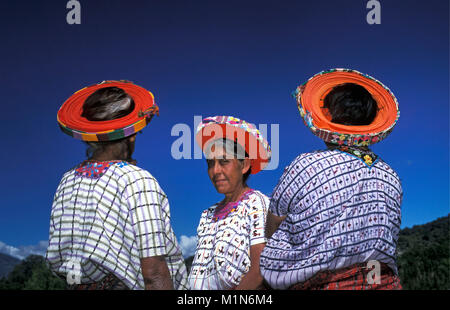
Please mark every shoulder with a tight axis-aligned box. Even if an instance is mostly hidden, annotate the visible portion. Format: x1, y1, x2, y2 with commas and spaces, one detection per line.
374, 158, 403, 189
299, 149, 342, 163
53, 168, 77, 196
242, 190, 270, 213
112, 162, 153, 177
113, 163, 167, 196
375, 158, 400, 175
292, 149, 338, 167
114, 163, 158, 184
204, 201, 219, 213
199, 204, 218, 221
59, 161, 85, 181
55, 162, 87, 190
247, 190, 270, 205
280, 149, 339, 176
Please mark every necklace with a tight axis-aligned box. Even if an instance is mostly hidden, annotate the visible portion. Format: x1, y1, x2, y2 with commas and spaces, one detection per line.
327, 145, 378, 167
337, 145, 378, 166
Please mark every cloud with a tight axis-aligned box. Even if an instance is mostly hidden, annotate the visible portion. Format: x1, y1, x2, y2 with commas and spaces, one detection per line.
0, 236, 198, 261
0, 240, 48, 260
178, 235, 197, 258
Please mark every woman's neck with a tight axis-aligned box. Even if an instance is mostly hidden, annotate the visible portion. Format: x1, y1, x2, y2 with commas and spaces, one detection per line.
90, 154, 123, 162
91, 148, 128, 162
222, 185, 250, 204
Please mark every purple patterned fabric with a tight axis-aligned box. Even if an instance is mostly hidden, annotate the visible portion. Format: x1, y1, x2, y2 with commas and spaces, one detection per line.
260, 148, 402, 289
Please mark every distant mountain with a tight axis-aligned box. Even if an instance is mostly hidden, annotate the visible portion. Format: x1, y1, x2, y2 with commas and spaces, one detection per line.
0, 253, 20, 278
397, 214, 449, 290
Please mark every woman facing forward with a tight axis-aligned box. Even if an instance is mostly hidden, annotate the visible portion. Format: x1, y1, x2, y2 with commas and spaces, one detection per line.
188, 116, 271, 290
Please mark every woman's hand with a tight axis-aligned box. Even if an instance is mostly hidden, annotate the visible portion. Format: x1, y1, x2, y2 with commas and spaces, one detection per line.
140, 256, 174, 290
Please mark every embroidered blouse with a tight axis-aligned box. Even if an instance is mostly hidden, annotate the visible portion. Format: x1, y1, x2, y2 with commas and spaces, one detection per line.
188, 190, 269, 290
260, 148, 402, 289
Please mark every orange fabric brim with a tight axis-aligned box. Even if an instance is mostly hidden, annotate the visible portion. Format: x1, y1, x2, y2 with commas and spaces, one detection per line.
58, 82, 155, 134
301, 71, 398, 135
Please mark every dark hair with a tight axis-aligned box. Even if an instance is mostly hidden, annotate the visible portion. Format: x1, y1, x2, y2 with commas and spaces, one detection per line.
226, 138, 252, 184
323, 83, 378, 126
82, 87, 135, 121
81, 87, 136, 160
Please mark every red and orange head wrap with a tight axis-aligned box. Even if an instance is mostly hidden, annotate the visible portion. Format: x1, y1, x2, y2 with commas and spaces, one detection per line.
294, 69, 400, 147
196, 116, 271, 174
57, 80, 159, 141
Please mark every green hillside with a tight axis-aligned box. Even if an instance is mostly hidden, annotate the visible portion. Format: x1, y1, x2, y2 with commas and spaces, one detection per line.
0, 255, 65, 290
397, 214, 449, 290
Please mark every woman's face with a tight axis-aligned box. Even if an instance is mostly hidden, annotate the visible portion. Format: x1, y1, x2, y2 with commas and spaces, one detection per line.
206, 145, 250, 195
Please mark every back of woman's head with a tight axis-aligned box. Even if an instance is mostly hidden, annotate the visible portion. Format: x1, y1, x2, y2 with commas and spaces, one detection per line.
81, 86, 136, 160
323, 83, 378, 126
82, 86, 135, 121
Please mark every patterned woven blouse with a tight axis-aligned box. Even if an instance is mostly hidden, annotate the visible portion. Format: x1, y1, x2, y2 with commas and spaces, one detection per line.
188, 190, 269, 290
46, 160, 189, 290
260, 148, 402, 289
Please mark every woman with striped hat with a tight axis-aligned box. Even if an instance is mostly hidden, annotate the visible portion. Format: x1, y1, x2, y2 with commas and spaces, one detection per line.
46, 80, 189, 290
188, 116, 271, 290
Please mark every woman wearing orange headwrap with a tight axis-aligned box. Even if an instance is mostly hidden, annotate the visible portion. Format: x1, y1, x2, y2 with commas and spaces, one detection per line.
188, 116, 271, 290
260, 69, 403, 290
47, 81, 188, 290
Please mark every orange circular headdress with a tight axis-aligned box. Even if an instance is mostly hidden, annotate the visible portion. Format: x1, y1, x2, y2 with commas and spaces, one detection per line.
57, 81, 159, 141
294, 69, 399, 146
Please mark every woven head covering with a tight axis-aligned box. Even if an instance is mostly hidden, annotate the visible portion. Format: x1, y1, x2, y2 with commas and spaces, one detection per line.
293, 69, 399, 147
196, 116, 271, 174
57, 81, 159, 141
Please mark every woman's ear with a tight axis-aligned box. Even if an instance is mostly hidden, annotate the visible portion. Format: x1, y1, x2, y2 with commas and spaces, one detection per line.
241, 158, 251, 175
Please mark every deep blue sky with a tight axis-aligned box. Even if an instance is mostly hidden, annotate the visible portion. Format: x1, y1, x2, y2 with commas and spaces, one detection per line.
0, 0, 448, 249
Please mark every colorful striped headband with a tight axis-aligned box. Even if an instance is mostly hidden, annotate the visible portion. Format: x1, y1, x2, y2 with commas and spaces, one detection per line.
196, 116, 271, 174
